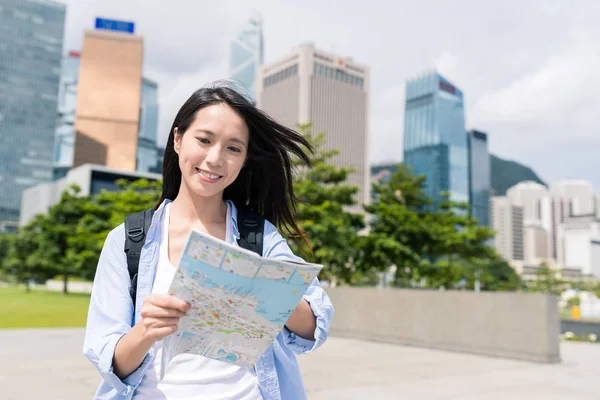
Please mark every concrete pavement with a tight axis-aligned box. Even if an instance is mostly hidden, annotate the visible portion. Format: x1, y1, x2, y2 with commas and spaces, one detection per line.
0, 328, 597, 399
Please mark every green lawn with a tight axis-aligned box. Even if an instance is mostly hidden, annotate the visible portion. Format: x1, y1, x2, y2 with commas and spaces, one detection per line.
0, 286, 90, 328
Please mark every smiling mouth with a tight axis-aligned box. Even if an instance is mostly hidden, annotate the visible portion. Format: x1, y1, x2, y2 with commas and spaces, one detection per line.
195, 168, 223, 180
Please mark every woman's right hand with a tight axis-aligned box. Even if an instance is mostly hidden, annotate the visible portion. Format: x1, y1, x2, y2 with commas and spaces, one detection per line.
139, 294, 191, 342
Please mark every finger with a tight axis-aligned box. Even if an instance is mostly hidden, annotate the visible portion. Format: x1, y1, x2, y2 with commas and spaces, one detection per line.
148, 295, 191, 313
145, 317, 181, 328
147, 325, 178, 340
141, 304, 186, 319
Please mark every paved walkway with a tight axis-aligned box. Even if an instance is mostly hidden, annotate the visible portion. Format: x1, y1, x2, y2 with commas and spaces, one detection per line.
1, 329, 598, 399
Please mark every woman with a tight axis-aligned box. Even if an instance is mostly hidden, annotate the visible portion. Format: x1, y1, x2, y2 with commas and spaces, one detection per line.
83, 84, 334, 400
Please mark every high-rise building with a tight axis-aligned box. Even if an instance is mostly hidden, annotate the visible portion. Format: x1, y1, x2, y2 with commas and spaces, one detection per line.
491, 196, 524, 263
0, 0, 66, 233
524, 221, 550, 264
545, 180, 595, 259
550, 180, 595, 216
548, 196, 573, 260
257, 43, 370, 207
73, 28, 144, 171
557, 215, 600, 277
506, 181, 549, 222
137, 78, 160, 173
229, 16, 263, 101
53, 51, 160, 176
403, 71, 468, 207
467, 130, 490, 225
54, 51, 80, 174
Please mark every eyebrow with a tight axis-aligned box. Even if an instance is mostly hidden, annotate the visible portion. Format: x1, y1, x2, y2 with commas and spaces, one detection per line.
194, 129, 247, 146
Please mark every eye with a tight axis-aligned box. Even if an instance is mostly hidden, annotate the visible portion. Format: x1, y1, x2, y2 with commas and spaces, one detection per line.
228, 146, 242, 153
197, 137, 210, 144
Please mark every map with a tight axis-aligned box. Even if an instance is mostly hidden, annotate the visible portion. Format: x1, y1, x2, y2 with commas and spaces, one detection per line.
160, 228, 322, 376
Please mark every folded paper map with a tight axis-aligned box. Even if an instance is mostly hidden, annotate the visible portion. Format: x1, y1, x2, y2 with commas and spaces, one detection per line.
160, 228, 322, 378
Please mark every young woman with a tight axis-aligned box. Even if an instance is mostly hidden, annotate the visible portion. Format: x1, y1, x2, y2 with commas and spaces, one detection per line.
83, 84, 334, 400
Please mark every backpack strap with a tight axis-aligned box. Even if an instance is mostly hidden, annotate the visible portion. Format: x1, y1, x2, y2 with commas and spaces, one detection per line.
124, 209, 154, 308
237, 208, 265, 256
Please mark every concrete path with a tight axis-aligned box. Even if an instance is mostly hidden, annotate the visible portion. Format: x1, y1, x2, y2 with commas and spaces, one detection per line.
0, 328, 598, 399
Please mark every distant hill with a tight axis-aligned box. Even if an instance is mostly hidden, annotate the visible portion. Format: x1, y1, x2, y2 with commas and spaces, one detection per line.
370, 155, 546, 197
490, 155, 546, 196
371, 163, 400, 177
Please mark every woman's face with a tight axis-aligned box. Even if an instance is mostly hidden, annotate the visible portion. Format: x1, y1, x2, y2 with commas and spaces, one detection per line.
174, 103, 249, 200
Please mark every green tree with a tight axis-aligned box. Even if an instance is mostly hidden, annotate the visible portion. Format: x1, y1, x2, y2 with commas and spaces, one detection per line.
288, 123, 365, 285
74, 178, 161, 280
529, 262, 565, 296
358, 164, 508, 289
0, 233, 11, 281
3, 215, 53, 291
566, 296, 580, 307
33, 185, 91, 293
356, 164, 434, 286
479, 257, 524, 291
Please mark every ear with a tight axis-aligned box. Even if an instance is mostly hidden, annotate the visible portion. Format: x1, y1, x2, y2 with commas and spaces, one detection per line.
173, 127, 181, 155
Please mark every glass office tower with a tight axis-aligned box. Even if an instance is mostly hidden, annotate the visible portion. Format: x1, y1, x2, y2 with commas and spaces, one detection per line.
403, 71, 468, 207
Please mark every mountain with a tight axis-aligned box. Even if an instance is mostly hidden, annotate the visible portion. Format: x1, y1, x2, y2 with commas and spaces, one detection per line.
490, 154, 546, 196
370, 155, 546, 197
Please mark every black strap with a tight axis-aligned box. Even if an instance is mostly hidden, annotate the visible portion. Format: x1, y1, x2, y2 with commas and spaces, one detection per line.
124, 209, 154, 308
237, 208, 264, 256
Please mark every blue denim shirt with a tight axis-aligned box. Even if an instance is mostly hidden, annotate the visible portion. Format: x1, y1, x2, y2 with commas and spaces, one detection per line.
83, 199, 334, 400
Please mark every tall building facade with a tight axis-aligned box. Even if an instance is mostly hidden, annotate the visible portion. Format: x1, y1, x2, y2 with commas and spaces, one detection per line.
54, 51, 80, 172
0, 0, 66, 232
136, 78, 159, 173
229, 16, 263, 101
257, 43, 370, 206
505, 182, 553, 264
550, 180, 595, 216
73, 29, 144, 171
403, 71, 468, 206
507, 181, 549, 222
547, 180, 595, 258
491, 196, 524, 263
467, 130, 490, 225
557, 215, 600, 277
53, 51, 160, 175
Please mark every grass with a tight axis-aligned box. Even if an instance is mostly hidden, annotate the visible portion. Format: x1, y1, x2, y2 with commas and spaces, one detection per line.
0, 286, 90, 328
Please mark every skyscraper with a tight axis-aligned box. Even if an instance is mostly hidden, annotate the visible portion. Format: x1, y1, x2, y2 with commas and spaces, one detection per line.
0, 0, 66, 233
229, 16, 263, 101
257, 43, 370, 207
53, 51, 160, 176
550, 180, 595, 216
403, 71, 468, 207
467, 130, 490, 225
54, 51, 80, 175
137, 78, 160, 173
73, 28, 144, 171
491, 196, 524, 263
507, 181, 552, 263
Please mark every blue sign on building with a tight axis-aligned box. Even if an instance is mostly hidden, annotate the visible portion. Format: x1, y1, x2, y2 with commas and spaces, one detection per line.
95, 18, 135, 34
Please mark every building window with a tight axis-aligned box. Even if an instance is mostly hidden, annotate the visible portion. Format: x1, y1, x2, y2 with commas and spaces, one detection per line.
264, 64, 299, 88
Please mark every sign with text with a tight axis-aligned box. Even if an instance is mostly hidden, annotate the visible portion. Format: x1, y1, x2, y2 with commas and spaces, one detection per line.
95, 18, 135, 34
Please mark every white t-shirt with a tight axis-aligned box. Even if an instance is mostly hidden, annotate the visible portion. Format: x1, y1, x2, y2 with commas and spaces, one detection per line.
133, 203, 263, 400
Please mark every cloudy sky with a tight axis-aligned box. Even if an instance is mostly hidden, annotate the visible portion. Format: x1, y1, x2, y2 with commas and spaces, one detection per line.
60, 0, 600, 189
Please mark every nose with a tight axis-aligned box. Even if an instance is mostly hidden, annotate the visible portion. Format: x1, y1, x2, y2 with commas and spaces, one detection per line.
205, 145, 224, 167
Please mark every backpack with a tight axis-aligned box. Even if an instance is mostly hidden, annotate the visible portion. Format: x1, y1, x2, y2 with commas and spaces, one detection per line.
124, 207, 264, 308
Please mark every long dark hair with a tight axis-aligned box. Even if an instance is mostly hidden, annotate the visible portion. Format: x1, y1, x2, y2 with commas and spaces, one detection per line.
158, 82, 313, 239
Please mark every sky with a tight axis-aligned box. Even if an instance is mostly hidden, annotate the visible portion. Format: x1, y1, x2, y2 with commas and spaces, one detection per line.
59, 0, 600, 190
